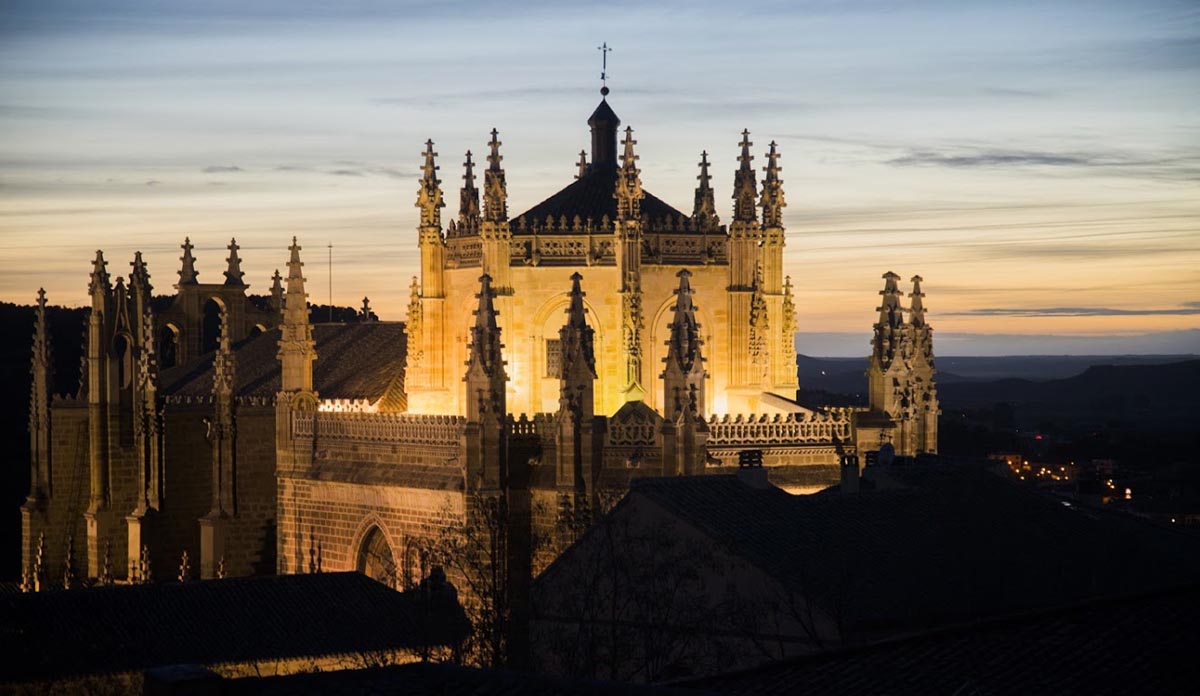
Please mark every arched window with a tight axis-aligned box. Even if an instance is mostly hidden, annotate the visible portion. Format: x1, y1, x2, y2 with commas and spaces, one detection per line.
201, 298, 223, 354
357, 526, 397, 588
159, 324, 180, 369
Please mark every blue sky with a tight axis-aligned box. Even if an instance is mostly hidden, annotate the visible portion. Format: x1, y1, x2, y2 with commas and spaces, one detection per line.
1, 0, 1197, 355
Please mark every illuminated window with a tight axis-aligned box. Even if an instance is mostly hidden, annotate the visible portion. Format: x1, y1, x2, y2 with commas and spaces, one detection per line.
546, 338, 563, 379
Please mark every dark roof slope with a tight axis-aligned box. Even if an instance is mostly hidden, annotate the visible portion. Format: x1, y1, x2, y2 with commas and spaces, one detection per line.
629, 465, 1200, 635
221, 661, 712, 695
162, 322, 405, 401
512, 169, 688, 231
0, 572, 467, 683
687, 583, 1200, 695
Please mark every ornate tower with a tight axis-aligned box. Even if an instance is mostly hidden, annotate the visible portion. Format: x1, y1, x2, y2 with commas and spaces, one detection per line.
615, 127, 646, 402
85, 250, 114, 578
406, 140, 451, 413
907, 276, 939, 454
867, 271, 906, 417
463, 274, 508, 491
482, 131, 513, 294
555, 273, 600, 498
760, 141, 797, 392
201, 307, 237, 578
660, 270, 710, 476
727, 131, 762, 405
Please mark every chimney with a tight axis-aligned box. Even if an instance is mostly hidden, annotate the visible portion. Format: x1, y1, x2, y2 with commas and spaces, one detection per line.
736, 449, 769, 489
840, 454, 860, 494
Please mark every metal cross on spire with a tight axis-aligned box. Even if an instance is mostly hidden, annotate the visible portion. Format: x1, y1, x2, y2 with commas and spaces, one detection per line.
598, 42, 612, 96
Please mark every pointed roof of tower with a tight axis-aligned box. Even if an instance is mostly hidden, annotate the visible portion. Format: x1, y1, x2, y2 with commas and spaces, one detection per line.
909, 275, 927, 327
510, 98, 686, 231
458, 150, 480, 226
877, 271, 903, 328
664, 269, 705, 375
615, 126, 644, 220
283, 237, 311, 328
760, 140, 786, 228
224, 238, 246, 287
130, 251, 151, 292
733, 129, 758, 223
466, 274, 506, 379
269, 269, 284, 316
692, 150, 719, 230
178, 238, 198, 285
416, 140, 444, 229
559, 272, 597, 378
88, 250, 111, 295
483, 130, 508, 224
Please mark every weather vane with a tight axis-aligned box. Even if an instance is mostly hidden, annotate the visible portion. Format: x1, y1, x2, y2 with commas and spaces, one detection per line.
598, 42, 612, 96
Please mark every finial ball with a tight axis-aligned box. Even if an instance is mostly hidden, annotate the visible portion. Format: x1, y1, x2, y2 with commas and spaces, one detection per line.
600, 86, 610, 97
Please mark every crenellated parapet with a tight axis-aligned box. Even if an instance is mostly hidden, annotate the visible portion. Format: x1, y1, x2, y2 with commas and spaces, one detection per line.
706, 410, 857, 447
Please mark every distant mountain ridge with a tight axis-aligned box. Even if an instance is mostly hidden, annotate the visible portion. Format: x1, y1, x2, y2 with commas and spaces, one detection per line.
797, 355, 1200, 431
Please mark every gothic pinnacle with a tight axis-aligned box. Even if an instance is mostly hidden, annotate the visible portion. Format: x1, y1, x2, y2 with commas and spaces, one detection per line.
270, 269, 284, 318
909, 275, 927, 326
130, 251, 151, 291
178, 237, 198, 285
224, 238, 246, 286
760, 140, 786, 228
615, 127, 643, 220
484, 130, 508, 223
465, 273, 507, 389
88, 249, 111, 295
416, 140, 444, 229
665, 269, 704, 374
733, 130, 758, 223
693, 150, 718, 229
576, 150, 588, 179
459, 150, 480, 226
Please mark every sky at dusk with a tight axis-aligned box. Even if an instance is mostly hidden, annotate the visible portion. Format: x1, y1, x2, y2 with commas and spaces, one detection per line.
1, 0, 1197, 356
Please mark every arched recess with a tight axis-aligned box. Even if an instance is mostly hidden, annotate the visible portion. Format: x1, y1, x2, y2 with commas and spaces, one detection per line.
530, 292, 606, 415
356, 524, 398, 588
159, 323, 180, 369
201, 296, 227, 354
647, 293, 715, 414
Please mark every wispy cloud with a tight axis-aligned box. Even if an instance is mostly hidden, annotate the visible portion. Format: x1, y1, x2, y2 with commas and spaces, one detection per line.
328, 169, 364, 177
948, 304, 1200, 317
202, 165, 244, 173
888, 150, 1093, 168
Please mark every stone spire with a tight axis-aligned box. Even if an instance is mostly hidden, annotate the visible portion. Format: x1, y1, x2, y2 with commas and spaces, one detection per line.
615, 126, 643, 221
130, 252, 152, 298
89, 250, 111, 296
224, 238, 246, 287
732, 130, 758, 224
416, 139, 445, 231
560, 273, 597, 385
661, 269, 708, 476
692, 150, 719, 231
873, 270, 905, 368
909, 275, 927, 327
28, 288, 52, 503
760, 141, 785, 229
483, 130, 508, 224
269, 269, 284, 320
278, 237, 316, 393
178, 237, 198, 286
458, 150, 480, 233
576, 150, 588, 179
556, 273, 598, 495
464, 274, 507, 402
661, 269, 707, 419
463, 274, 508, 489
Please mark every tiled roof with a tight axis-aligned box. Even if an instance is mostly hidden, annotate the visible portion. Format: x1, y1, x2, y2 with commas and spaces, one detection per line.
221, 661, 712, 695
512, 169, 689, 232
686, 583, 1200, 695
629, 464, 1200, 636
0, 572, 468, 683
162, 322, 406, 402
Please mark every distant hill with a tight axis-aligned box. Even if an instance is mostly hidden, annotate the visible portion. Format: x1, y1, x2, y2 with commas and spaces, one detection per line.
797, 354, 1200, 432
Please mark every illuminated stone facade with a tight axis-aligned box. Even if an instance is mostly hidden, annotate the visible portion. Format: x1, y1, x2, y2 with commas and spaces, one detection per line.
19, 94, 938, 597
